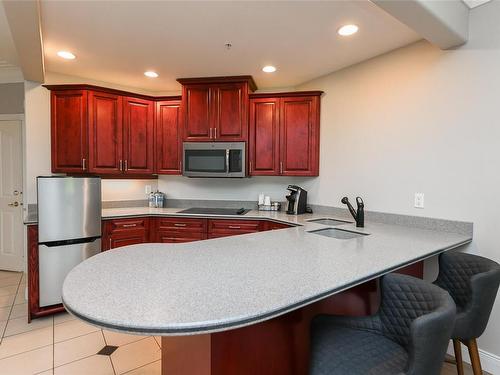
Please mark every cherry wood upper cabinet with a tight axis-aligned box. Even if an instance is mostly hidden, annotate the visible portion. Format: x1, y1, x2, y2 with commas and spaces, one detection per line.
50, 90, 88, 173
88, 91, 123, 174
212, 83, 249, 141
280, 95, 320, 176
177, 76, 256, 142
249, 92, 322, 177
123, 97, 155, 175
182, 85, 212, 141
249, 98, 280, 175
156, 100, 182, 174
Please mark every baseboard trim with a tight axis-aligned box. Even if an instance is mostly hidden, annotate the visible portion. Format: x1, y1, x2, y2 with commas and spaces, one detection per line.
447, 341, 500, 374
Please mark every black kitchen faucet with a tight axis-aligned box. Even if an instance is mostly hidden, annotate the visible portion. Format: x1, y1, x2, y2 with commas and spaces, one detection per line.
341, 196, 364, 228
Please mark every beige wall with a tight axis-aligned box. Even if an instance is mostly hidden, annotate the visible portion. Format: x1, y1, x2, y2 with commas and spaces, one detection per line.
0, 82, 24, 114
295, 1, 500, 361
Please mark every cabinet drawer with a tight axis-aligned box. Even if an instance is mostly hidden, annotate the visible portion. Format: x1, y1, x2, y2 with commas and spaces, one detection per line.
156, 230, 206, 243
106, 218, 149, 234
157, 217, 207, 232
208, 219, 262, 233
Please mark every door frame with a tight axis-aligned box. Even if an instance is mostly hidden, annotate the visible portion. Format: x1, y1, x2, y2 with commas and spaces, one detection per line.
0, 114, 26, 272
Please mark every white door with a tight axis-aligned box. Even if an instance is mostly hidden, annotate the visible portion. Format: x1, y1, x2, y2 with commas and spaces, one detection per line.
0, 120, 24, 271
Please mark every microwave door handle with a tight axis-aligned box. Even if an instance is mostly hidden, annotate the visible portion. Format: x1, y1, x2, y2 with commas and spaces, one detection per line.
226, 149, 230, 174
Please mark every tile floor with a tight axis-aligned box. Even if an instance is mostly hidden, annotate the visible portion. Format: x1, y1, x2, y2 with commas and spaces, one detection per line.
1, 270, 160, 375
0, 270, 488, 375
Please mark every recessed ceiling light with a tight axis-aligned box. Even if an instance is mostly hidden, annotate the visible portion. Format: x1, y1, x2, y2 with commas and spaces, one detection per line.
57, 51, 76, 60
144, 71, 159, 78
262, 65, 277, 73
338, 24, 359, 36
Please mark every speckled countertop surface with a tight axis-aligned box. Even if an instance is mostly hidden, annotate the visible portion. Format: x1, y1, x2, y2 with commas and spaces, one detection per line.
62, 208, 472, 336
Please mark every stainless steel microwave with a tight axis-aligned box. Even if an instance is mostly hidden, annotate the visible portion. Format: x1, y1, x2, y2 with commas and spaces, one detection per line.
183, 142, 246, 178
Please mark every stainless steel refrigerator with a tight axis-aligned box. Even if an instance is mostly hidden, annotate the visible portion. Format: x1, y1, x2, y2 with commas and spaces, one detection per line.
37, 176, 101, 307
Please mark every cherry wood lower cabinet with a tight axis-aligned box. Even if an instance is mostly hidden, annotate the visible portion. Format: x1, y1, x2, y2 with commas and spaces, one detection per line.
207, 219, 262, 239
153, 217, 208, 243
102, 217, 150, 251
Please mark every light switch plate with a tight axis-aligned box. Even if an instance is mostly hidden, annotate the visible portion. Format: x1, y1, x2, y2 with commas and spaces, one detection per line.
414, 193, 424, 208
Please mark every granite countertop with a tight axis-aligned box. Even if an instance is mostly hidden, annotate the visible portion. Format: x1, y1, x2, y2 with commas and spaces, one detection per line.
62, 210, 472, 336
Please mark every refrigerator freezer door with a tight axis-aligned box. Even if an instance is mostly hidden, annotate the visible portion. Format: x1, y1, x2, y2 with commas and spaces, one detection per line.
39, 238, 101, 307
38, 177, 101, 243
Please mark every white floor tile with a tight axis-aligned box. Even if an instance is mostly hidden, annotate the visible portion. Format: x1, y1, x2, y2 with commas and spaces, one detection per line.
0, 344, 53, 374
0, 294, 16, 308
111, 337, 161, 374
0, 285, 18, 297
0, 326, 53, 359
54, 331, 105, 367
9, 303, 28, 320
54, 311, 76, 325
4, 315, 53, 337
0, 275, 21, 288
124, 360, 161, 375
103, 329, 146, 347
54, 354, 114, 375
54, 319, 100, 343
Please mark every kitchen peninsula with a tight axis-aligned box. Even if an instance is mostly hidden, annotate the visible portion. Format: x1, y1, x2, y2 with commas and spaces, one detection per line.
61, 210, 471, 375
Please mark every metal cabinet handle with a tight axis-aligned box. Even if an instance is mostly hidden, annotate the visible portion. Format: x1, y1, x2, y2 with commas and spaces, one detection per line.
8, 202, 19, 207
109, 237, 112, 249
228, 225, 241, 229
226, 149, 230, 174
82, 158, 86, 171
214, 127, 217, 139
174, 223, 187, 227
124, 160, 128, 171
122, 223, 137, 228
119, 160, 123, 171
209, 128, 213, 139
280, 161, 283, 174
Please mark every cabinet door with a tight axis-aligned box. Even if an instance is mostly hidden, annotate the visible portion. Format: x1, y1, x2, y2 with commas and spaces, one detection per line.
183, 85, 212, 141
156, 100, 182, 174
123, 97, 155, 174
50, 90, 88, 173
280, 96, 320, 176
88, 91, 123, 174
213, 83, 248, 141
249, 98, 280, 175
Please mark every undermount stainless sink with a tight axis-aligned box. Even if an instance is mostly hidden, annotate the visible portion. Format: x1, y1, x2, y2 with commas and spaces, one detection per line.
307, 218, 351, 226
309, 228, 369, 240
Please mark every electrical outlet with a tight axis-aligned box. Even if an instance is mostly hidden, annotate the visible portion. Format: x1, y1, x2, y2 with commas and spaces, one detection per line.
414, 193, 424, 209
145, 185, 152, 195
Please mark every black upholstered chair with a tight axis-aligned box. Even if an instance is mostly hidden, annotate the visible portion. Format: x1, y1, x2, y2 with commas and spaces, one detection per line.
309, 273, 456, 375
434, 251, 500, 375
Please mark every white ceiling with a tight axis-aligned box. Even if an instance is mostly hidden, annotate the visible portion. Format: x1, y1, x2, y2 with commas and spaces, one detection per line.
40, 1, 421, 92
0, 3, 19, 68
462, 0, 492, 8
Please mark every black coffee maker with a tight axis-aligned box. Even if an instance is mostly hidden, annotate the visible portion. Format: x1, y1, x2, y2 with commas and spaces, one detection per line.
285, 185, 308, 214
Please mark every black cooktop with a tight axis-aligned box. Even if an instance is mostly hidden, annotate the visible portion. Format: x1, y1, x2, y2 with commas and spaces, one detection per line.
178, 207, 250, 215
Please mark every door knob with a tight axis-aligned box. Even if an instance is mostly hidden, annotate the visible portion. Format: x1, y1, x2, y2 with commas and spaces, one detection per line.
8, 202, 19, 207
13, 190, 21, 196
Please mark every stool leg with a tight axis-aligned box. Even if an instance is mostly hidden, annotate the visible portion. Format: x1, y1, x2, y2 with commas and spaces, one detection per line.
453, 339, 464, 375
466, 339, 483, 375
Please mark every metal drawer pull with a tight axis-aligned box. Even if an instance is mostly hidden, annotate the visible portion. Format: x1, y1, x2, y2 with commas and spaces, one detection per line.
228, 225, 241, 229
109, 238, 112, 249
174, 223, 187, 227
82, 158, 86, 170
125, 160, 128, 171
122, 224, 137, 228
119, 160, 123, 171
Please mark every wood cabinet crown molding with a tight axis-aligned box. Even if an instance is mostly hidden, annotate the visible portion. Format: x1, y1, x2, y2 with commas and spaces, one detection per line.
176, 75, 257, 92
250, 90, 323, 99
43, 84, 181, 102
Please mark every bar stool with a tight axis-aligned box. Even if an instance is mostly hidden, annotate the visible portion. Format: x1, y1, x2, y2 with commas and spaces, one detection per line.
309, 273, 456, 375
435, 251, 500, 375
